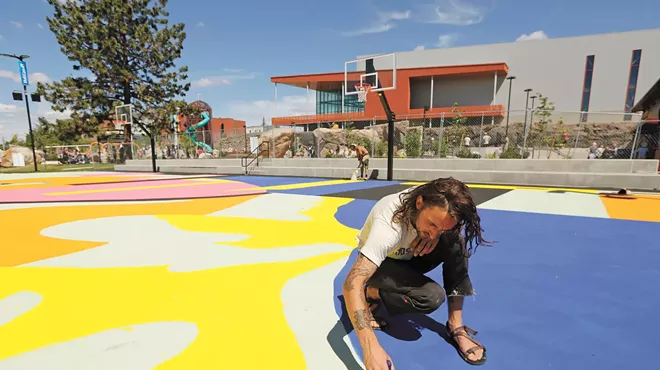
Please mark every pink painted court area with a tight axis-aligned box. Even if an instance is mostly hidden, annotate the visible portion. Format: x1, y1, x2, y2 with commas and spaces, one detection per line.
0, 177, 265, 202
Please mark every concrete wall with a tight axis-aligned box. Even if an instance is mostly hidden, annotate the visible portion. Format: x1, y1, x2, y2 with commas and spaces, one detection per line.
362, 29, 660, 113
116, 158, 660, 190
265, 158, 658, 174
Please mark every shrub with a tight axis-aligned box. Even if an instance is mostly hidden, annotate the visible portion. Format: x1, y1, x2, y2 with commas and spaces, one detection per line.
456, 147, 481, 159
404, 130, 422, 157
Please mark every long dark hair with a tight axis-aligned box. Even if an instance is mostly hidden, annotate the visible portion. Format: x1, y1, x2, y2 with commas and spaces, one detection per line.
392, 177, 491, 256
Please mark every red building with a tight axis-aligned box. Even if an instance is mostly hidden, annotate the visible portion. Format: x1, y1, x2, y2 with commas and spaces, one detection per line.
210, 117, 246, 135
270, 63, 508, 127
175, 100, 246, 136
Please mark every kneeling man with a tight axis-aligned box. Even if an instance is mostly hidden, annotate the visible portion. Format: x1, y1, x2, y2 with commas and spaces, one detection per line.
342, 177, 489, 369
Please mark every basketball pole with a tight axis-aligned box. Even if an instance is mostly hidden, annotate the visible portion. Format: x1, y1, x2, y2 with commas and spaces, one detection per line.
366, 59, 395, 181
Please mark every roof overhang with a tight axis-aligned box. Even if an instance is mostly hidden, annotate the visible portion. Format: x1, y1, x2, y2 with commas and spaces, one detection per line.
632, 76, 660, 112
271, 62, 509, 90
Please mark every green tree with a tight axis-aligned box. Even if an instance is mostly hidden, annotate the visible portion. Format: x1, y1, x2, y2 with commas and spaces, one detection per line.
444, 103, 471, 155
528, 94, 555, 158
404, 129, 421, 157
38, 0, 192, 163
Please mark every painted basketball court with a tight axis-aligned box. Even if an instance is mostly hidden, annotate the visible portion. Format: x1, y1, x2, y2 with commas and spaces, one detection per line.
0, 171, 657, 369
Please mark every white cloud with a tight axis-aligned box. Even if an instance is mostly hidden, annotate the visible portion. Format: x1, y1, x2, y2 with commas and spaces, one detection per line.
37, 23, 44, 29
516, 30, 549, 42
378, 10, 411, 22
196, 21, 205, 28
192, 77, 230, 87
0, 102, 73, 138
191, 71, 259, 88
342, 9, 410, 37
0, 104, 19, 113
414, 0, 488, 26
10, 21, 23, 29
342, 23, 395, 37
0, 69, 51, 84
437, 33, 458, 48
413, 45, 425, 51
0, 34, 4, 40
228, 95, 315, 126
41, 108, 74, 121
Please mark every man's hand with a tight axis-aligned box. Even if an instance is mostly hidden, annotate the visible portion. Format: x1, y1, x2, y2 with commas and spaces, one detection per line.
410, 235, 438, 257
364, 344, 395, 370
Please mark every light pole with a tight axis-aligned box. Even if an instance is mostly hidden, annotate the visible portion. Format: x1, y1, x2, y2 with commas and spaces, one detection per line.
505, 76, 516, 139
1, 53, 38, 171
522, 95, 537, 158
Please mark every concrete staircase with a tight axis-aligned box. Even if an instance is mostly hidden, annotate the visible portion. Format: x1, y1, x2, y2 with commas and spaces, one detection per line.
115, 157, 660, 190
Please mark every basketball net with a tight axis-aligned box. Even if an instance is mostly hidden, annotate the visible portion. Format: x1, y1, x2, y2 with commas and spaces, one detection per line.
355, 82, 371, 103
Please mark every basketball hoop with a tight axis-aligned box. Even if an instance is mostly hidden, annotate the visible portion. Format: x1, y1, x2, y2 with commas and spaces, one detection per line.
355, 82, 371, 102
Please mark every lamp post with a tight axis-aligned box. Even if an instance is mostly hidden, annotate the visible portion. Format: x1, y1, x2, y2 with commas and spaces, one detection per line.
0, 53, 38, 171
505, 76, 516, 139
522, 88, 532, 128
522, 95, 537, 158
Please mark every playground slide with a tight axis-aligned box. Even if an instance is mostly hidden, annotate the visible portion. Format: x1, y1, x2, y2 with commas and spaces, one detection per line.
185, 111, 213, 153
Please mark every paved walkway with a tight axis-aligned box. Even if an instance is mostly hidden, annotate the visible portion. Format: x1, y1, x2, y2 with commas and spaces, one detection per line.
0, 172, 657, 369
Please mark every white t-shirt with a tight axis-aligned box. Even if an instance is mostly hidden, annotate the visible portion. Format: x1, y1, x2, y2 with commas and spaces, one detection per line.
356, 188, 419, 267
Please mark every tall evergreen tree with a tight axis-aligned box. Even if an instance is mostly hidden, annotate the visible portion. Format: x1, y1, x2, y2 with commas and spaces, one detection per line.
38, 0, 193, 163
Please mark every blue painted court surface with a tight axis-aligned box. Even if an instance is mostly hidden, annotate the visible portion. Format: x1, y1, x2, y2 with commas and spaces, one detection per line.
332, 199, 660, 370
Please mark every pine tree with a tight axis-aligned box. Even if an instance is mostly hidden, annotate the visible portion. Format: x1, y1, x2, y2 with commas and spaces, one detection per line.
38, 0, 192, 162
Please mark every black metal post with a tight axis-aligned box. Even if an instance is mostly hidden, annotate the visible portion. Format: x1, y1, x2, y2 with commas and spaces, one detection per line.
377, 91, 396, 181
505, 76, 516, 139
523, 88, 532, 133
150, 136, 158, 172
23, 85, 38, 172
1, 53, 39, 172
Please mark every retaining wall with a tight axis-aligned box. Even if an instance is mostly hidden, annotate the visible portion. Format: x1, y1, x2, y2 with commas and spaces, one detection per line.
115, 158, 660, 190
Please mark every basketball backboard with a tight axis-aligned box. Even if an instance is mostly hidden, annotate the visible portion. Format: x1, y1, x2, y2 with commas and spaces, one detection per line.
344, 52, 397, 97
115, 104, 134, 125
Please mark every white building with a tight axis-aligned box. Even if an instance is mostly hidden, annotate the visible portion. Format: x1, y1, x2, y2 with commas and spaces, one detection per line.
367, 28, 660, 118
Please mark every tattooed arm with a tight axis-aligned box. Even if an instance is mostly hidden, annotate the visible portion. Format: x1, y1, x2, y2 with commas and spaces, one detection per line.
342, 253, 379, 346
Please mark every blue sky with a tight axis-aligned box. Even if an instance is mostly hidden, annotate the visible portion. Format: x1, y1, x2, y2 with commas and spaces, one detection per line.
1, 0, 659, 139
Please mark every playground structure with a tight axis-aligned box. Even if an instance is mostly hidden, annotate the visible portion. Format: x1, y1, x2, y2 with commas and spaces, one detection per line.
185, 111, 213, 153
170, 100, 214, 153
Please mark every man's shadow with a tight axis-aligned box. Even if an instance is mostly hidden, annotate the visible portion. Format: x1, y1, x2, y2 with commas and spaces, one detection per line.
327, 295, 453, 370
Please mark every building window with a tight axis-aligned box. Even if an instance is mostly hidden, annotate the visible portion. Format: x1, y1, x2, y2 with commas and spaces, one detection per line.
580, 55, 595, 122
624, 49, 642, 121
316, 89, 364, 115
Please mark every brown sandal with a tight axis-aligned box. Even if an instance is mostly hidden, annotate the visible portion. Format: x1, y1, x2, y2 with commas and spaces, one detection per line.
446, 322, 487, 365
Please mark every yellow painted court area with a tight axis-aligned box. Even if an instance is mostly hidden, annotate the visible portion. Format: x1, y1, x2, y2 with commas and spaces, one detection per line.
0, 174, 360, 368
0, 251, 349, 369
0, 195, 256, 266
160, 196, 358, 249
227, 179, 358, 192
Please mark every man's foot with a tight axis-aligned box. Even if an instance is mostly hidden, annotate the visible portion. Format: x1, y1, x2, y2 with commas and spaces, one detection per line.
365, 286, 389, 330
447, 322, 487, 365
367, 301, 388, 330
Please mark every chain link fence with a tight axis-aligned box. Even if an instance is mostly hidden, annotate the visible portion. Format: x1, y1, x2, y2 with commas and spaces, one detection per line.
131, 127, 249, 159
0, 143, 120, 173
265, 110, 658, 162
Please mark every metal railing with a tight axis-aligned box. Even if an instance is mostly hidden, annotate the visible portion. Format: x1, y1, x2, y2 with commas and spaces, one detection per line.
241, 142, 269, 174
